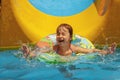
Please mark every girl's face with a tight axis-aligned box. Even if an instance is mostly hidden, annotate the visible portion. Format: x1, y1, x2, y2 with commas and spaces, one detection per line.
56, 27, 71, 46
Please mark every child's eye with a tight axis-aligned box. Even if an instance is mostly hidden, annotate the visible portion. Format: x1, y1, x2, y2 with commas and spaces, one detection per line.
62, 33, 64, 35
62, 33, 66, 36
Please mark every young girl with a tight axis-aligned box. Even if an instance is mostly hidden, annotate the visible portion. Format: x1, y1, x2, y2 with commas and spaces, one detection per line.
21, 23, 117, 57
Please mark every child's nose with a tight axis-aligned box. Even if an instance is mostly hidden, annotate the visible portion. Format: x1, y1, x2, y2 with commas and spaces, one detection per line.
59, 34, 63, 37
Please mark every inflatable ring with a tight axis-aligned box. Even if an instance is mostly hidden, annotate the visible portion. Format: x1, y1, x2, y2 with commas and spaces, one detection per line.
35, 34, 97, 64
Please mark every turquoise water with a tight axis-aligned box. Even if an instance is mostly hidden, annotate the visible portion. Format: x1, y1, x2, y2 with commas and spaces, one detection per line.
0, 48, 120, 80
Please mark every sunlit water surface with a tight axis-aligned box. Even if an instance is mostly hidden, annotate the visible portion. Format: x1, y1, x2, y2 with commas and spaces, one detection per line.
0, 48, 120, 80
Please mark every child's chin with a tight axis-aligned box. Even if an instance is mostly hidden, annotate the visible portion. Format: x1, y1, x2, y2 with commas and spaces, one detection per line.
58, 42, 64, 46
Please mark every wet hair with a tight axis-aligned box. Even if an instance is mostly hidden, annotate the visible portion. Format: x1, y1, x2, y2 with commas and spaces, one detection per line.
56, 23, 73, 38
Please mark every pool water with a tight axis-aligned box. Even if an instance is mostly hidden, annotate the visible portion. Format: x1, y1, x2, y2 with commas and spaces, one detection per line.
0, 48, 120, 80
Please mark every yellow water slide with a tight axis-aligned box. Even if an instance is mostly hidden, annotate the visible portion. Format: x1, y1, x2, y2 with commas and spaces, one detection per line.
0, 0, 120, 48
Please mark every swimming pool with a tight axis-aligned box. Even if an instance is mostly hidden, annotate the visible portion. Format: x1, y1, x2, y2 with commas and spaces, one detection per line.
0, 48, 120, 80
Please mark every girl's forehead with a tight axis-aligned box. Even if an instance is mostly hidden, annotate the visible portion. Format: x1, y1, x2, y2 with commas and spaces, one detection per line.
58, 27, 68, 32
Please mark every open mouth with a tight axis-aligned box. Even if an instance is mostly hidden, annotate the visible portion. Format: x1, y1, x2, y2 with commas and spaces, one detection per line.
58, 39, 64, 43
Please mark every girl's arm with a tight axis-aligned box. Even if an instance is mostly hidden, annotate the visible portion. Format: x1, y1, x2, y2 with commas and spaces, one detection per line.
72, 42, 117, 54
